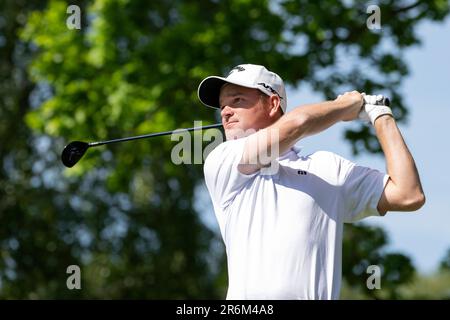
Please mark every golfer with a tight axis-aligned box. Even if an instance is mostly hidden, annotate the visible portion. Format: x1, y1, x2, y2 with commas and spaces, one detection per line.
197, 64, 425, 300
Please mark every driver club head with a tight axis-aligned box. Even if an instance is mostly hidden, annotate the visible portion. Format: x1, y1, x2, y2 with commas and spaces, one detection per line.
61, 141, 90, 168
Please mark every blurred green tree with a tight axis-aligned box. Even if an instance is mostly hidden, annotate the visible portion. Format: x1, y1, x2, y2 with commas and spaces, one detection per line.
0, 0, 448, 298
342, 224, 415, 299
439, 247, 450, 271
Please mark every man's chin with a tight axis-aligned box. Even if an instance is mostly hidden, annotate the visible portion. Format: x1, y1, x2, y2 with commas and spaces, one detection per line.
225, 127, 257, 140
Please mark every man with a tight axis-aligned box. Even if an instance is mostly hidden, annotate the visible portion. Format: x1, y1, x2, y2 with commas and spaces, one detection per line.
197, 64, 425, 299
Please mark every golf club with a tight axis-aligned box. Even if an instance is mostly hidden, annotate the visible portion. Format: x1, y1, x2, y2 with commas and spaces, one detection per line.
61, 123, 223, 168
365, 94, 390, 106
380, 97, 390, 106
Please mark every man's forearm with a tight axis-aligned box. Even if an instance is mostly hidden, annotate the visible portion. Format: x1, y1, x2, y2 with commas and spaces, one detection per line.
241, 98, 355, 170
274, 99, 352, 153
375, 115, 425, 211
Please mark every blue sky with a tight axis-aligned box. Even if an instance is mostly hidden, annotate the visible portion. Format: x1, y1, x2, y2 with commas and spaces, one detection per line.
198, 16, 450, 275
285, 17, 450, 274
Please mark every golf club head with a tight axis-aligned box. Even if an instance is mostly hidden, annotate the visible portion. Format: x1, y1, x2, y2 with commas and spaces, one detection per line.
61, 141, 89, 168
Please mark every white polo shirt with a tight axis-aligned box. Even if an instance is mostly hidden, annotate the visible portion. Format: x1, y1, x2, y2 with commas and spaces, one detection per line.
203, 137, 389, 300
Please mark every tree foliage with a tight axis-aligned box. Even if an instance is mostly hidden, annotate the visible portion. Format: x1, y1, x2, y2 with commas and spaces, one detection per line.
439, 247, 450, 271
1, 0, 449, 298
342, 223, 415, 299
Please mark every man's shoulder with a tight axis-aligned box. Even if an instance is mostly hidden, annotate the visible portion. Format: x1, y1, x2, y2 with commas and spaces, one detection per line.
301, 150, 355, 182
205, 138, 245, 163
203, 138, 247, 176
306, 150, 351, 165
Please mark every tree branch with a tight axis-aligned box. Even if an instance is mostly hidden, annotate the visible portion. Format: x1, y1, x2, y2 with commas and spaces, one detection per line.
393, 1, 422, 14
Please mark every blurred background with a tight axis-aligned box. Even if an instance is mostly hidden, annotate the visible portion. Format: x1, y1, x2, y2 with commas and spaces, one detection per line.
1, 0, 449, 299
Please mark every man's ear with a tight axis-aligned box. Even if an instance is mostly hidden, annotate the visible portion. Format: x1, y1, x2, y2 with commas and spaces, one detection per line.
268, 95, 282, 117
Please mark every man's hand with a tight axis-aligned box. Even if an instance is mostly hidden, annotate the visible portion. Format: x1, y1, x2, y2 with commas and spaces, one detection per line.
335, 91, 364, 121
359, 94, 393, 125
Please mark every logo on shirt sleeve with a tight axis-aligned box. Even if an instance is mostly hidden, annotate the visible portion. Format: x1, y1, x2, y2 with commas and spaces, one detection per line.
297, 170, 307, 175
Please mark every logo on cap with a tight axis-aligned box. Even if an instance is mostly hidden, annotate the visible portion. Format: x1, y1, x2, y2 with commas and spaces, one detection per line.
228, 65, 246, 76
257, 82, 284, 100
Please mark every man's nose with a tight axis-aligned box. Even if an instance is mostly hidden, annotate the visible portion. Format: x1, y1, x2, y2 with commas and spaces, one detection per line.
221, 105, 234, 119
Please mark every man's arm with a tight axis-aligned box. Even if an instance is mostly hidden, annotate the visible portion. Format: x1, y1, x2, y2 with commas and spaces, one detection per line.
375, 115, 425, 213
240, 92, 363, 174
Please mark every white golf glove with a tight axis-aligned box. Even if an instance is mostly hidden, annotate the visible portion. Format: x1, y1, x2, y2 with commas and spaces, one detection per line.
359, 93, 393, 125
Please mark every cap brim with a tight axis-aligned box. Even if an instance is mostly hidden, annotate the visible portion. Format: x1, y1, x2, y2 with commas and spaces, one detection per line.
198, 76, 259, 110
197, 76, 228, 109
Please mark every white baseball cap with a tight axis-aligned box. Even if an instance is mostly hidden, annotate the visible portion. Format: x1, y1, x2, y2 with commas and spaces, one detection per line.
197, 64, 287, 113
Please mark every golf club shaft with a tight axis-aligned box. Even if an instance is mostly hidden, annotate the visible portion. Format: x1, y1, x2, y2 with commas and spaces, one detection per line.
88, 123, 223, 147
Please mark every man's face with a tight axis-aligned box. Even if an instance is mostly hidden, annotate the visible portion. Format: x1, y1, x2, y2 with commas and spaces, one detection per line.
219, 84, 274, 140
